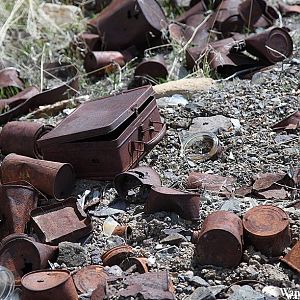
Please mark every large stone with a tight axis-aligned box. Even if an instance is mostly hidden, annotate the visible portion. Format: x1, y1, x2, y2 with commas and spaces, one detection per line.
57, 242, 87, 267
187, 287, 216, 300
227, 285, 274, 300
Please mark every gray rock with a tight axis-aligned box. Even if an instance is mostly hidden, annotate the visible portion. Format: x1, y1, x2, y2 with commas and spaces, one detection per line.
91, 207, 125, 217
160, 233, 187, 245
258, 264, 290, 286
220, 199, 241, 213
207, 285, 227, 296
187, 287, 216, 300
157, 94, 188, 108
227, 285, 271, 300
188, 276, 210, 287
57, 242, 87, 267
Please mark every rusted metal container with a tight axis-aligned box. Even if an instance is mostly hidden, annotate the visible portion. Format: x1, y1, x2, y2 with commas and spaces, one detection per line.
1, 153, 75, 200
87, 0, 167, 51
0, 121, 53, 158
0, 234, 58, 285
30, 198, 93, 245
101, 245, 133, 266
193, 211, 243, 267
21, 270, 78, 300
114, 166, 161, 202
144, 186, 200, 220
281, 241, 300, 273
134, 55, 168, 85
37, 86, 166, 180
120, 257, 149, 273
0, 184, 38, 240
243, 205, 291, 256
245, 27, 293, 64
112, 225, 133, 238
79, 32, 101, 51
73, 265, 107, 294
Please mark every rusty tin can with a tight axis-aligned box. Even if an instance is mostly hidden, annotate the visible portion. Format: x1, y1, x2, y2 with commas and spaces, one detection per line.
281, 241, 300, 273
120, 257, 149, 273
30, 198, 93, 245
21, 270, 78, 300
0, 234, 58, 285
101, 245, 133, 266
145, 186, 200, 221
193, 211, 243, 268
1, 153, 75, 200
0, 121, 53, 159
245, 27, 293, 64
73, 265, 107, 294
243, 205, 291, 256
0, 184, 38, 240
112, 225, 133, 239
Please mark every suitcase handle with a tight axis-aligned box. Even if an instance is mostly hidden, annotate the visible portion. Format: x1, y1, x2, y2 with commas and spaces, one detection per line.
144, 123, 167, 152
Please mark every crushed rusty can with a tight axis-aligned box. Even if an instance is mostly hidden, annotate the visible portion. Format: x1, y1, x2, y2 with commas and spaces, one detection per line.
1, 153, 75, 200
281, 240, 300, 273
0, 234, 58, 285
0, 121, 53, 159
21, 270, 78, 300
101, 245, 133, 266
193, 211, 243, 267
243, 205, 291, 256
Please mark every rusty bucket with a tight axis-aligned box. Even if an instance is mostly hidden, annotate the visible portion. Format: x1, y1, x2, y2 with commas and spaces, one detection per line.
145, 186, 200, 221
193, 211, 243, 268
1, 153, 75, 200
21, 270, 78, 300
243, 205, 291, 256
0, 184, 38, 240
0, 234, 58, 285
245, 27, 293, 64
0, 121, 53, 159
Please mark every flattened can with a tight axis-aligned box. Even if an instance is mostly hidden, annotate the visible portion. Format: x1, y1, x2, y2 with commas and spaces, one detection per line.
243, 205, 291, 256
193, 211, 243, 268
21, 270, 78, 300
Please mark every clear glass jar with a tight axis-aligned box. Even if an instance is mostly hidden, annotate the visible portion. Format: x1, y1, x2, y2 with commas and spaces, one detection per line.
0, 266, 15, 300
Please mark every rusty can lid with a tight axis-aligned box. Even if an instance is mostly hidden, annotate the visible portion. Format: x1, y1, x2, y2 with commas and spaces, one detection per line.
73, 265, 107, 294
243, 205, 289, 237
21, 270, 71, 291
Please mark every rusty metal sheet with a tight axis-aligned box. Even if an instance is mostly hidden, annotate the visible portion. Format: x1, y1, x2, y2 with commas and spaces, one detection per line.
145, 186, 200, 220
272, 111, 300, 132
0, 121, 53, 158
0, 184, 38, 240
238, 0, 268, 27
0, 234, 58, 285
87, 0, 167, 51
0, 68, 24, 90
114, 166, 161, 202
243, 205, 291, 256
73, 265, 107, 294
193, 211, 243, 267
0, 63, 78, 125
101, 245, 133, 266
245, 27, 293, 64
278, 2, 300, 16
30, 198, 93, 245
120, 257, 149, 273
21, 270, 78, 300
37, 86, 166, 180
91, 284, 106, 300
281, 241, 300, 273
1, 153, 75, 200
117, 271, 176, 299
252, 172, 287, 191
176, 1, 207, 23
256, 187, 288, 200
187, 172, 236, 195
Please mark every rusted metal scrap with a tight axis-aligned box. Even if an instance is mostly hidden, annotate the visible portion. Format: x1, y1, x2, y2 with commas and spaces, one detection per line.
193, 211, 243, 267
0, 63, 78, 125
120, 257, 149, 274
1, 153, 75, 200
243, 205, 291, 256
87, 0, 167, 51
30, 198, 93, 245
145, 186, 200, 220
37, 85, 166, 180
0, 184, 38, 240
187, 172, 236, 195
278, 2, 300, 16
73, 265, 108, 294
272, 111, 300, 132
114, 166, 162, 202
281, 240, 300, 273
0, 121, 53, 158
101, 244, 133, 266
0, 234, 58, 285
0, 68, 24, 90
21, 270, 78, 300
115, 271, 176, 300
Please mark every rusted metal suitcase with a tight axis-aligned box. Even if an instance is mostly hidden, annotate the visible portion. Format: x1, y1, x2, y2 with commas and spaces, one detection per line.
37, 86, 166, 180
